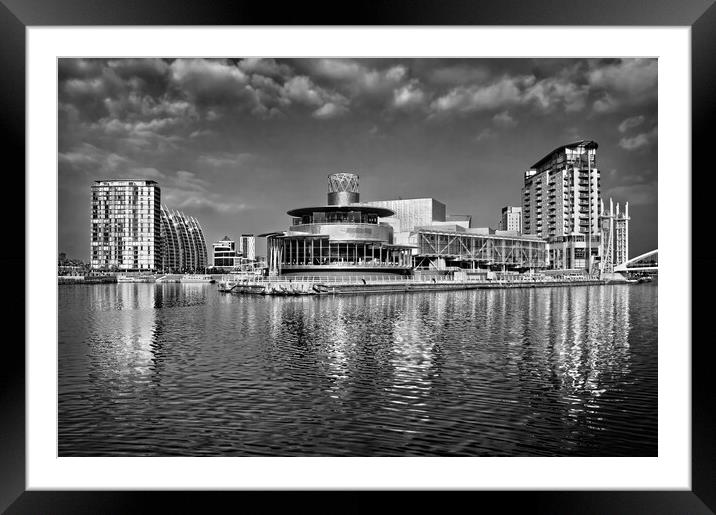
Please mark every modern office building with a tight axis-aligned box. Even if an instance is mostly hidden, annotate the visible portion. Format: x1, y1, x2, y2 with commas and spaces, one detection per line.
90, 179, 161, 270
498, 206, 522, 233
160, 206, 208, 272
240, 234, 256, 261
522, 140, 601, 270
212, 236, 239, 268
263, 173, 414, 277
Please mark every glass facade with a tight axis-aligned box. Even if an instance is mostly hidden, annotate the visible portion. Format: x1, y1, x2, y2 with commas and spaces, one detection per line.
90, 180, 161, 270
270, 238, 412, 268
160, 206, 208, 272
416, 229, 548, 269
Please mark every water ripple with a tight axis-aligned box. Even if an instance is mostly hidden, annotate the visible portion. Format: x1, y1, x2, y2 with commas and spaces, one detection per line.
59, 282, 657, 456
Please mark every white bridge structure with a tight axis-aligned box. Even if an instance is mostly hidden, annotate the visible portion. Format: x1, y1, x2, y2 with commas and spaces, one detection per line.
614, 249, 658, 273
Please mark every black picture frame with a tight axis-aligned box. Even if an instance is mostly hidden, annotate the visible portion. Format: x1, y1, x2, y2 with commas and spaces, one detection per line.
3, 1, 711, 512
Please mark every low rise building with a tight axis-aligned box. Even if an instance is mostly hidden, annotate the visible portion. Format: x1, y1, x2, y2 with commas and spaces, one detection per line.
212, 236, 239, 268
413, 226, 547, 271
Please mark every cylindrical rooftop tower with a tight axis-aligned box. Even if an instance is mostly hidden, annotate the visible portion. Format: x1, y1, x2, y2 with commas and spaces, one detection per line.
327, 172, 359, 206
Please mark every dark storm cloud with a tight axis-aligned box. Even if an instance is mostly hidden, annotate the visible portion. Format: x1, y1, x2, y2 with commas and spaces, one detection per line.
58, 58, 658, 261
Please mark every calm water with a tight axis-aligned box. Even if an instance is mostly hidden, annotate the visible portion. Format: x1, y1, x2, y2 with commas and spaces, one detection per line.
58, 282, 657, 456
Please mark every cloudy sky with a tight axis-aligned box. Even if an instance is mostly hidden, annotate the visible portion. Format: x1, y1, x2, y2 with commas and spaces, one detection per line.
59, 58, 657, 259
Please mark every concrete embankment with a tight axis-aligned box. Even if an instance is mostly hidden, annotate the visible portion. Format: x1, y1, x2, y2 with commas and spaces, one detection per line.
228, 278, 608, 296
325, 279, 607, 294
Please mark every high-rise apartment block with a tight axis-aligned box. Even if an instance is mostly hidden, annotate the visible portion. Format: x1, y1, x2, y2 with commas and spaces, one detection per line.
498, 206, 522, 233
90, 180, 161, 270
522, 140, 601, 270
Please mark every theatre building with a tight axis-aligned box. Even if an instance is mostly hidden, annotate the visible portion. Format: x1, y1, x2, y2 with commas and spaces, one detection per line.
263, 173, 414, 277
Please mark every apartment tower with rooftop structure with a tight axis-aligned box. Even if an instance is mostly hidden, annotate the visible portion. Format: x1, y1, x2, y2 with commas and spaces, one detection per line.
522, 140, 601, 271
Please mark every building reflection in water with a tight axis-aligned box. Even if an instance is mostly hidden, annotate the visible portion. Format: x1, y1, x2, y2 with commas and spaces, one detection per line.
264, 284, 639, 450
60, 282, 654, 456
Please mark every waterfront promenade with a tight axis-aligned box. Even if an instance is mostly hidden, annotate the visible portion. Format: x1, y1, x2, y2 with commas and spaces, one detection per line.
222, 274, 612, 295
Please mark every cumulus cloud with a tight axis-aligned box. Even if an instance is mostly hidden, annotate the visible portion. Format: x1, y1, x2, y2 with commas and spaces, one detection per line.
429, 71, 590, 116
312, 102, 349, 119
592, 93, 619, 113
283, 76, 325, 106
237, 58, 291, 79
59, 57, 658, 130
106, 58, 169, 81
174, 170, 209, 190
59, 142, 167, 180
163, 170, 249, 214
306, 59, 407, 96
281, 75, 349, 117
492, 110, 517, 128
197, 152, 256, 168
619, 126, 658, 151
587, 59, 657, 98
618, 115, 645, 133
587, 59, 657, 113
188, 129, 214, 139
428, 58, 655, 117
309, 59, 365, 81
57, 58, 658, 261
523, 75, 589, 112
427, 64, 490, 85
474, 128, 495, 142
431, 75, 527, 114
392, 81, 427, 110
125, 167, 165, 180
170, 59, 248, 98
359, 65, 407, 94
604, 183, 657, 206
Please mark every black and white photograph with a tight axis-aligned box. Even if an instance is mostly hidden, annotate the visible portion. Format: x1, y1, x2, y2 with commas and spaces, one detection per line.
55, 56, 659, 458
